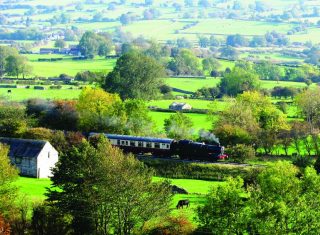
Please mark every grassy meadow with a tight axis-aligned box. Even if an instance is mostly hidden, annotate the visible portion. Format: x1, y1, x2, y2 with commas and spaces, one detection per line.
26, 55, 116, 77
150, 111, 214, 132
0, 88, 81, 101
15, 176, 223, 222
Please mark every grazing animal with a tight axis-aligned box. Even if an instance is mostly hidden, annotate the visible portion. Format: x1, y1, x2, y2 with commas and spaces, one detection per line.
176, 199, 190, 209
7, 90, 11, 93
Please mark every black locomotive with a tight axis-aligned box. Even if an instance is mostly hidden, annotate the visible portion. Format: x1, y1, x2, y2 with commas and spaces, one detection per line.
90, 133, 226, 161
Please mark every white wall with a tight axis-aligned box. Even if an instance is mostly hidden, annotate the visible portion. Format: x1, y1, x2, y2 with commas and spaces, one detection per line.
36, 142, 59, 178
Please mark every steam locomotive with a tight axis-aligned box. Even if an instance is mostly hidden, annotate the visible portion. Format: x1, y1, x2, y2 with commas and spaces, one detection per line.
90, 133, 226, 161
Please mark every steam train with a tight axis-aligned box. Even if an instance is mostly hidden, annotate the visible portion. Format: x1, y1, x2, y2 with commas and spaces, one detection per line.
90, 133, 226, 161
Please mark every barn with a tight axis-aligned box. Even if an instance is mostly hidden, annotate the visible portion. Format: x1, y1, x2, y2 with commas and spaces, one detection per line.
0, 138, 59, 178
169, 102, 192, 111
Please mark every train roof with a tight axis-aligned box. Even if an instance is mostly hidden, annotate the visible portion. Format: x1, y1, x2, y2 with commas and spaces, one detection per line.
90, 133, 174, 144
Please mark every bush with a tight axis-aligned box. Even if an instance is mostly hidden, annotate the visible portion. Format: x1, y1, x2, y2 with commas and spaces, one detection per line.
141, 158, 261, 181
23, 128, 53, 141
142, 214, 195, 235
292, 155, 314, 169
31, 203, 72, 235
49, 85, 62, 89
226, 144, 256, 163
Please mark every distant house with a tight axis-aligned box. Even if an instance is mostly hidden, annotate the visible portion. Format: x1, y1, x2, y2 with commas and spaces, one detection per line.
40, 48, 60, 54
169, 102, 192, 111
69, 46, 81, 56
0, 138, 59, 178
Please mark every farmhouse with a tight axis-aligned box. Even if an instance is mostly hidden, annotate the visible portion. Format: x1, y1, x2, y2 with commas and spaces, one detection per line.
169, 102, 192, 111
0, 138, 58, 178
39, 48, 60, 54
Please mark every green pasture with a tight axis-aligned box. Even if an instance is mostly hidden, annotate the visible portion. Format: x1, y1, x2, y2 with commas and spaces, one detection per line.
121, 20, 190, 41
240, 52, 304, 63
150, 111, 213, 132
181, 19, 293, 36
164, 77, 220, 92
165, 77, 310, 92
14, 175, 223, 224
14, 177, 51, 201
289, 27, 320, 44
28, 56, 116, 77
260, 80, 313, 89
0, 88, 81, 101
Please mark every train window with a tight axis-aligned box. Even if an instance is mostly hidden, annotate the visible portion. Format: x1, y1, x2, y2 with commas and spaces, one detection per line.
155, 143, 160, 148
117, 140, 120, 145
138, 141, 143, 147
130, 141, 135, 147
167, 144, 170, 149
126, 141, 129, 146
146, 142, 152, 148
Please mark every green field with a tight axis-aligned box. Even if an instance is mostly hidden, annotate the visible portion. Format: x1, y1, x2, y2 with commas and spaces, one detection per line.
14, 177, 52, 201
150, 111, 213, 132
165, 77, 220, 92
0, 88, 81, 101
181, 19, 294, 36
14, 176, 223, 222
165, 77, 311, 93
27, 56, 116, 77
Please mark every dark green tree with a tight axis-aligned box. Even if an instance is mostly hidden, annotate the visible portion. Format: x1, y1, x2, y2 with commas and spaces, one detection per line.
47, 137, 171, 235
219, 67, 260, 96
104, 51, 165, 100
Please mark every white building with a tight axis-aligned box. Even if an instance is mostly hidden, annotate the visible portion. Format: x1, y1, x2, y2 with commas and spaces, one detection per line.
0, 138, 59, 178
169, 102, 192, 111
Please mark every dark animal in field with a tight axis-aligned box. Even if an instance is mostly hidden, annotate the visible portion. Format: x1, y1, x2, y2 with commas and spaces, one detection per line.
7, 90, 11, 93
176, 199, 190, 209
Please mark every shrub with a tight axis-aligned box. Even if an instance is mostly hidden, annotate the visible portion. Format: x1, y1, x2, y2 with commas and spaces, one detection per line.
292, 155, 314, 169
23, 128, 53, 141
142, 214, 195, 235
0, 214, 11, 235
141, 158, 261, 181
226, 144, 256, 163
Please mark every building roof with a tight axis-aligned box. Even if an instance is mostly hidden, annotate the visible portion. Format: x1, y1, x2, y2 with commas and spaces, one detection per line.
170, 102, 188, 107
0, 138, 47, 158
90, 133, 174, 144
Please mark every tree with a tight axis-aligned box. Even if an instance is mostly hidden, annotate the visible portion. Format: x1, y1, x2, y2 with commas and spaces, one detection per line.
0, 144, 18, 219
0, 105, 28, 138
254, 61, 283, 80
202, 57, 220, 74
226, 34, 248, 47
76, 87, 122, 132
164, 112, 194, 140
296, 87, 320, 132
219, 46, 239, 60
219, 67, 260, 96
46, 137, 172, 235
167, 49, 201, 76
123, 99, 155, 136
197, 177, 247, 234
198, 36, 209, 48
54, 39, 66, 49
198, 162, 320, 234
78, 31, 113, 57
5, 55, 32, 79
104, 51, 165, 100
0, 46, 18, 77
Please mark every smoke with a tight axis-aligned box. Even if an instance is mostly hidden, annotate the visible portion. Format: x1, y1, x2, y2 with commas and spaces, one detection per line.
198, 129, 220, 144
